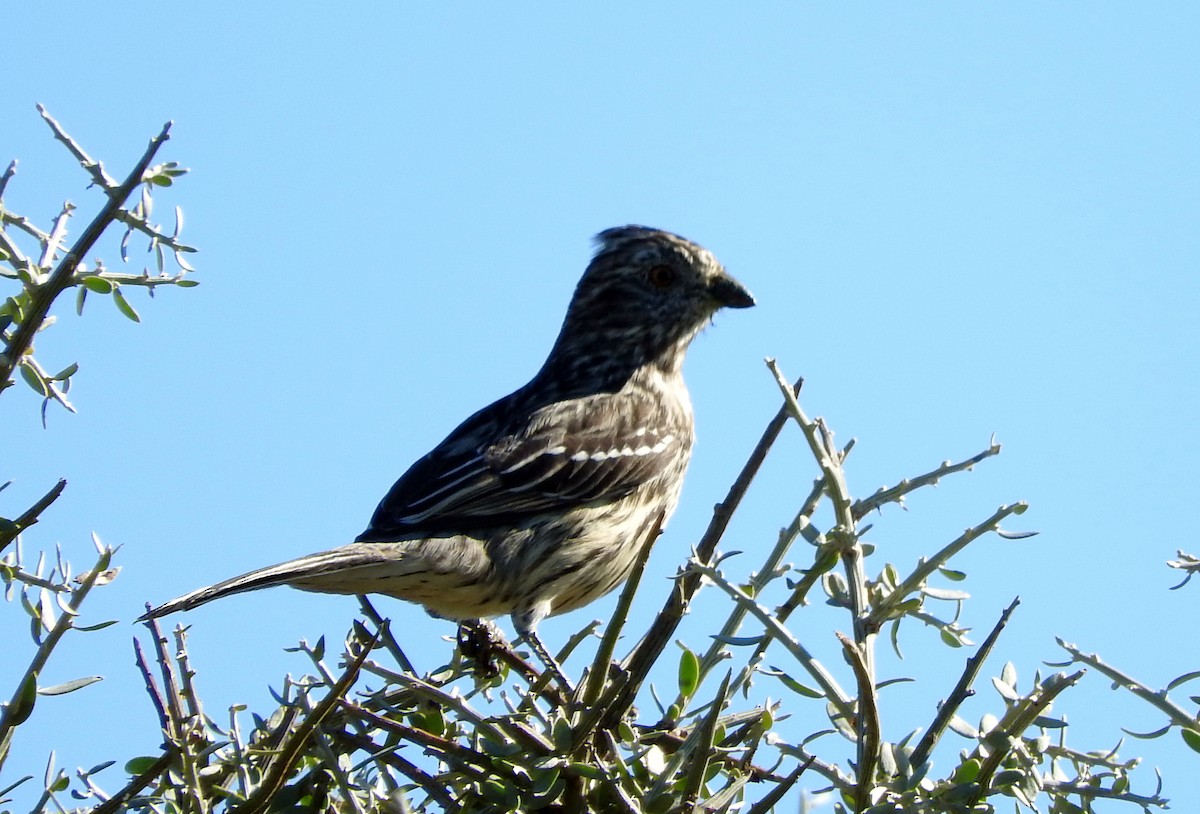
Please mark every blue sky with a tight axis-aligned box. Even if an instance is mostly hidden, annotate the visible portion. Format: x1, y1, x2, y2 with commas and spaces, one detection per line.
2, 4, 1197, 811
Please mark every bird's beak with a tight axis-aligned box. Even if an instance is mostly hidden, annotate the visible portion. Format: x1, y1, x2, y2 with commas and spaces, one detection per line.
709, 274, 756, 309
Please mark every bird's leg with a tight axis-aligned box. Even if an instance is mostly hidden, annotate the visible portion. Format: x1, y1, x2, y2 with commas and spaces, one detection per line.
520, 628, 573, 693
513, 607, 573, 692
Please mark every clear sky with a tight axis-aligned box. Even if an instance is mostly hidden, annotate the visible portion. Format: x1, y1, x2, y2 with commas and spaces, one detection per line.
2, 4, 1197, 811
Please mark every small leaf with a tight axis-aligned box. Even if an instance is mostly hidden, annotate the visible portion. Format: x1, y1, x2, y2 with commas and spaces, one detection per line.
1167, 670, 1200, 691
710, 634, 763, 647
772, 669, 824, 699
996, 529, 1038, 540
937, 567, 968, 582
39, 676, 102, 696
948, 715, 978, 739
922, 587, 970, 601
991, 677, 1020, 702
111, 288, 140, 323
10, 671, 38, 725
1033, 715, 1067, 729
993, 769, 1025, 786
677, 647, 699, 699
1182, 728, 1200, 754
175, 278, 199, 287
940, 628, 965, 648
952, 758, 981, 783
75, 619, 120, 633
20, 364, 47, 397
51, 362, 78, 382
81, 276, 113, 294
124, 756, 162, 776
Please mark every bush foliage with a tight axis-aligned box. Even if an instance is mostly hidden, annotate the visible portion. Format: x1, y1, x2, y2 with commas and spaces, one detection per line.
2, 111, 1197, 814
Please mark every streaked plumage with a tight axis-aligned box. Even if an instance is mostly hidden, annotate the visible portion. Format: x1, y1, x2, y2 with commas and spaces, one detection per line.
141, 226, 754, 652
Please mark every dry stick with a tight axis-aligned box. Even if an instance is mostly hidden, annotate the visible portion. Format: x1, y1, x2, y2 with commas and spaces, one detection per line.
132, 632, 172, 740
0, 478, 66, 556
910, 597, 1021, 769
598, 377, 801, 730
0, 116, 172, 386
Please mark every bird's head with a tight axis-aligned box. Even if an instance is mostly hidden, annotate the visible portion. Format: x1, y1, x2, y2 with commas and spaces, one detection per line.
546, 226, 754, 386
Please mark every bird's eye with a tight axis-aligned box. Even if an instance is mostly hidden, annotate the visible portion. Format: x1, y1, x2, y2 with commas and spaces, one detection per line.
647, 265, 677, 289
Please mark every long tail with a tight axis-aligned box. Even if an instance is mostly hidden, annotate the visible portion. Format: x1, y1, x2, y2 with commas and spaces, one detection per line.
138, 545, 392, 621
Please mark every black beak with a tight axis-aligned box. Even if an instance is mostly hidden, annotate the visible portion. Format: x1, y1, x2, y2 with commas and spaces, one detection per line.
709, 274, 756, 309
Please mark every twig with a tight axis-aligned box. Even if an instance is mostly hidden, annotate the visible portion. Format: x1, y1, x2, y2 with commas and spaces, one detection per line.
968, 669, 1085, 807
89, 753, 172, 814
356, 597, 415, 673
868, 502, 1029, 627
744, 758, 814, 814
0, 115, 172, 386
600, 377, 800, 730
1056, 639, 1199, 731
910, 597, 1020, 769
837, 632, 880, 811
688, 559, 855, 721
851, 439, 1003, 520
696, 474, 827, 703
0, 543, 114, 771
0, 479, 66, 556
581, 510, 663, 708
0, 160, 16, 200
678, 671, 731, 810
229, 630, 379, 814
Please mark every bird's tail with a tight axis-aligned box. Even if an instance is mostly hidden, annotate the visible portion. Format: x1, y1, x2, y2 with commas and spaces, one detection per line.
138, 545, 392, 621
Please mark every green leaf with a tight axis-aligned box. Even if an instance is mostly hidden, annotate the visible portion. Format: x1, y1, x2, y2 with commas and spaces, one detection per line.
81, 276, 113, 294
677, 647, 700, 699
51, 362, 78, 382
111, 288, 141, 323
938, 566, 968, 581
38, 676, 102, 696
952, 757, 981, 783
1182, 727, 1200, 754
9, 671, 38, 725
175, 278, 199, 287
993, 769, 1025, 786
773, 670, 824, 699
123, 755, 160, 776
940, 628, 965, 648
75, 620, 120, 632
19, 364, 47, 397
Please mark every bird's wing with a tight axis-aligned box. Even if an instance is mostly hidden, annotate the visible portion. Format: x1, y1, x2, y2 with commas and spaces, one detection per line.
357, 391, 688, 540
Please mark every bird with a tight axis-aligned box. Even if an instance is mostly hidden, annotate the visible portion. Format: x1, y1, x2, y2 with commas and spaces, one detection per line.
141, 225, 754, 681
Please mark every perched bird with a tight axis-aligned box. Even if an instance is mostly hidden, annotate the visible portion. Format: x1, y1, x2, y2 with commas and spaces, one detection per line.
141, 226, 754, 677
